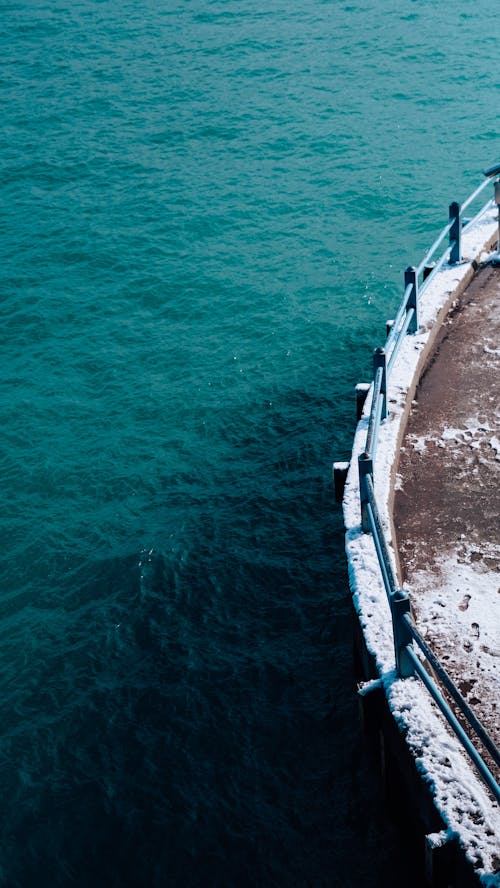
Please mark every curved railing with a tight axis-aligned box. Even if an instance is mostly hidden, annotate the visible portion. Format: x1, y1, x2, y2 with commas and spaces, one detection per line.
354, 166, 500, 803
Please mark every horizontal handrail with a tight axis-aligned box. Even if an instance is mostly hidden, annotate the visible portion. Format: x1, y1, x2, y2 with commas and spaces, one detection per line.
385, 283, 413, 354
365, 367, 382, 457
483, 162, 500, 178
460, 175, 491, 213
365, 367, 383, 458
405, 647, 500, 804
365, 502, 393, 600
355, 167, 500, 804
418, 244, 453, 298
365, 474, 398, 598
403, 614, 500, 769
462, 197, 494, 234
387, 307, 415, 375
416, 220, 454, 277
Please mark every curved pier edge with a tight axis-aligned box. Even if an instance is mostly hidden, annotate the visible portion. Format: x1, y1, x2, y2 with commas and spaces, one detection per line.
343, 205, 500, 885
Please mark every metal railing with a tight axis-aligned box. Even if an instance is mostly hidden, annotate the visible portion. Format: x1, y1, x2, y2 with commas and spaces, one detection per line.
356, 166, 500, 803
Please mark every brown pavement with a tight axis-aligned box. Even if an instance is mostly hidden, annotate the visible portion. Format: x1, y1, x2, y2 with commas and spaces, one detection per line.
393, 264, 500, 749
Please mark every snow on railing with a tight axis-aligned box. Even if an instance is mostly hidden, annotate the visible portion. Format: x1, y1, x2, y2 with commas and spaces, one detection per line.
339, 167, 500, 804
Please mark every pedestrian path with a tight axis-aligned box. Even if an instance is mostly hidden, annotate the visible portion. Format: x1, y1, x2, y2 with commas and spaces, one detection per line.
393, 263, 500, 749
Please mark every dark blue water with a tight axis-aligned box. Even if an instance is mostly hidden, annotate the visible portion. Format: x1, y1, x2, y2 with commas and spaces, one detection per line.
1, 1, 498, 884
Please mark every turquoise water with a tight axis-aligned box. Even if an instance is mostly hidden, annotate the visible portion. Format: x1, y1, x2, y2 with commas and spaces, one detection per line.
1, 1, 498, 884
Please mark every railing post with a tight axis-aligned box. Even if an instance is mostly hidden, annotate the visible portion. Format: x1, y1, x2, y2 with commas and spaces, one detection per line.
373, 347, 387, 419
404, 266, 418, 333
358, 451, 373, 533
333, 461, 349, 503
449, 201, 461, 264
391, 589, 414, 677
355, 382, 371, 421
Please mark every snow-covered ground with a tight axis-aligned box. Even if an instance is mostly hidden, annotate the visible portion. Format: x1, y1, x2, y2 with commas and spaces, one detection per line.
342, 203, 500, 881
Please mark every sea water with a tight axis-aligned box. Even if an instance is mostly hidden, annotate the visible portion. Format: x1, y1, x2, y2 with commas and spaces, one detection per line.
1, 1, 498, 884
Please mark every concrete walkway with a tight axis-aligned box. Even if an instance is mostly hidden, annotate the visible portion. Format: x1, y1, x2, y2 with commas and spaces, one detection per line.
393, 263, 500, 750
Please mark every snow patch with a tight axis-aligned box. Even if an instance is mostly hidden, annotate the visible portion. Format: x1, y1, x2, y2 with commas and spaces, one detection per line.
411, 546, 500, 693
490, 436, 500, 460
